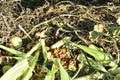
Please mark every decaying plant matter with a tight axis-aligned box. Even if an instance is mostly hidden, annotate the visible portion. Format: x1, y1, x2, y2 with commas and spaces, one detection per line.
0, 0, 120, 80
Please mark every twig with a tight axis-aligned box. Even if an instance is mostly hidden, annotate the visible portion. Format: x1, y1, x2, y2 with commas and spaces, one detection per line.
23, 14, 79, 39
1, 14, 10, 28
55, 1, 74, 6
18, 24, 32, 40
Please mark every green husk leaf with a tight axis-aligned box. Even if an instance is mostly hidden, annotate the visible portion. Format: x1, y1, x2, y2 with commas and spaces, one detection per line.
73, 43, 116, 67
114, 73, 120, 80
45, 64, 58, 80
0, 44, 26, 57
26, 42, 41, 57
0, 59, 29, 80
53, 58, 71, 80
2, 65, 12, 73
51, 37, 71, 49
21, 51, 39, 80
41, 39, 47, 65
108, 27, 120, 36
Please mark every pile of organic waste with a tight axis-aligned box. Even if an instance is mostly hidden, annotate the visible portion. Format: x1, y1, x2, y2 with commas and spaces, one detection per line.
0, 0, 120, 80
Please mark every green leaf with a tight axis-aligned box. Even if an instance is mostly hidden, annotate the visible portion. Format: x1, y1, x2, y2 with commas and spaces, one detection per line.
21, 51, 39, 80
89, 44, 103, 51
2, 65, 12, 73
0, 59, 29, 80
53, 58, 71, 80
74, 74, 93, 80
114, 73, 120, 80
108, 27, 120, 36
89, 31, 103, 41
94, 63, 107, 72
